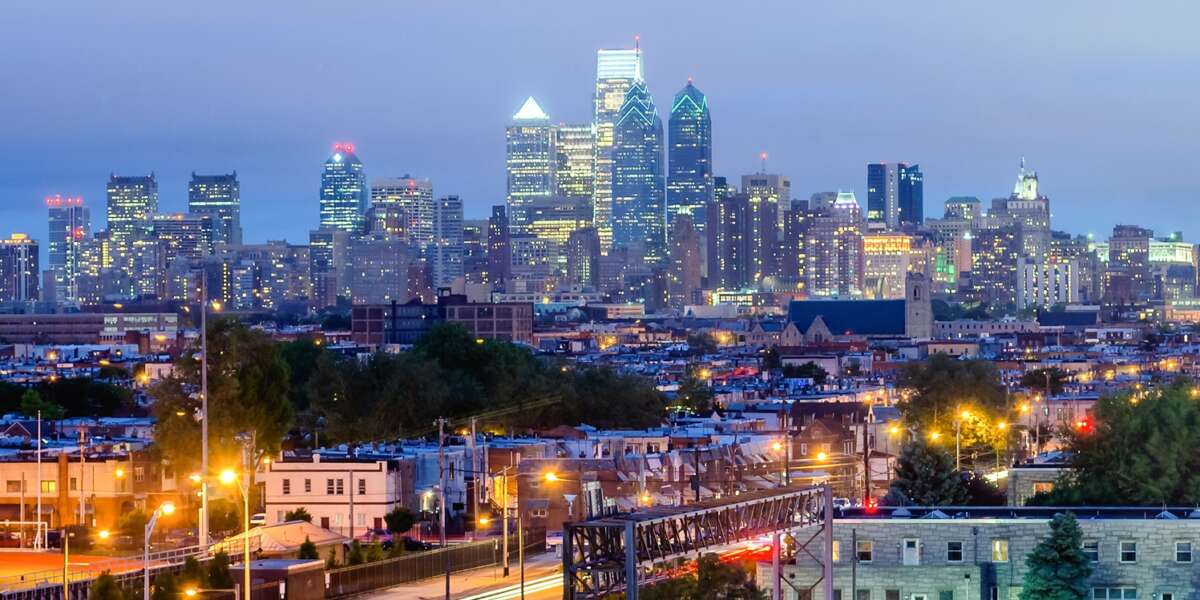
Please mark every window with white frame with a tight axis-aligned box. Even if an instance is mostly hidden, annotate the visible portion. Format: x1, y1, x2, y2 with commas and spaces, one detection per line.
1092, 588, 1136, 599
1119, 540, 1137, 563
947, 541, 964, 562
1175, 541, 1192, 563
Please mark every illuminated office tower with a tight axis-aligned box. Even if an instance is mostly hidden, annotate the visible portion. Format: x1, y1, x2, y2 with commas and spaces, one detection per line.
319, 143, 368, 233
188, 172, 242, 245
432, 195, 464, 288
667, 214, 702, 307
555, 124, 595, 201
46, 194, 90, 303
370, 176, 434, 248
867, 162, 922, 228
149, 212, 215, 262
567, 226, 601, 287
742, 173, 790, 280
898, 164, 924, 225
593, 45, 644, 251
804, 192, 865, 297
309, 228, 350, 308
611, 80, 666, 263
106, 173, 158, 293
0, 234, 39, 302
506, 97, 556, 235
487, 205, 512, 286
705, 194, 752, 290
666, 80, 712, 232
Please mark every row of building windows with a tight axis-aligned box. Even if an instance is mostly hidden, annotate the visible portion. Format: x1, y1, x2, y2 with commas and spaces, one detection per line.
280, 477, 367, 496
839, 538, 1191, 565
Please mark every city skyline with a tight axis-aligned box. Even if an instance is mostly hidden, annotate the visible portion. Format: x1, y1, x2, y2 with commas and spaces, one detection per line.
3, 2, 1197, 253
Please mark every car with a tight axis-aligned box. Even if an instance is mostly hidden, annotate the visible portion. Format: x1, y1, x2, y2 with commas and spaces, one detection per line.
250, 513, 266, 527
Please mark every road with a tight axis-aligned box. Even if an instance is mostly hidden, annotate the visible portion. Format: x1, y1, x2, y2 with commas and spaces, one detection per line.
363, 551, 564, 600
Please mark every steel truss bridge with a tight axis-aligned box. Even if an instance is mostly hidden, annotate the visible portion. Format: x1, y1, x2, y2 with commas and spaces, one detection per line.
562, 485, 834, 599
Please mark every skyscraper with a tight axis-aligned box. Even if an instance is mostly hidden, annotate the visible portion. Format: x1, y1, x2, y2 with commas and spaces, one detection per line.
370, 177, 434, 248
989, 161, 1050, 258
743, 173, 790, 280
667, 214, 702, 307
593, 46, 645, 252
487, 205, 511, 286
804, 192, 865, 297
319, 143, 368, 233
188, 172, 242, 246
566, 227, 601, 288
432, 195, 464, 288
666, 80, 712, 232
106, 173, 158, 292
898, 164, 924, 225
705, 194, 752, 289
611, 80, 666, 263
46, 194, 89, 303
506, 97, 556, 235
555, 124, 596, 201
867, 162, 922, 228
0, 234, 39, 302
309, 228, 350, 308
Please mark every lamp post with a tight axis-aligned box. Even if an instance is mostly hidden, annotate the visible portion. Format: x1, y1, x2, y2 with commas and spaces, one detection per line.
143, 502, 176, 600
200, 279, 209, 551
184, 587, 241, 600
955, 410, 970, 471
219, 443, 252, 600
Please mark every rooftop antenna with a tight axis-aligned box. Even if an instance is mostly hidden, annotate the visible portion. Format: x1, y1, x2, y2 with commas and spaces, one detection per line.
760, 152, 768, 174
634, 35, 640, 51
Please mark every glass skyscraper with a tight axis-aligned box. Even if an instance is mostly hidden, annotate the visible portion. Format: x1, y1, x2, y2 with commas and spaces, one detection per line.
505, 96, 555, 235
106, 173, 158, 293
46, 194, 89, 303
319, 143, 368, 233
611, 80, 666, 263
188, 172, 242, 246
898, 163, 924, 225
666, 80, 712, 232
593, 46, 644, 252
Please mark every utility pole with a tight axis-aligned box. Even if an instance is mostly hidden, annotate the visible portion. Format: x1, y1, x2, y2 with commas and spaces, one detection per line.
783, 410, 791, 486
36, 410, 41, 550
470, 417, 479, 540
862, 411, 871, 505
501, 468, 509, 577
78, 429, 85, 525
437, 418, 449, 600
200, 278, 210, 550
692, 446, 700, 503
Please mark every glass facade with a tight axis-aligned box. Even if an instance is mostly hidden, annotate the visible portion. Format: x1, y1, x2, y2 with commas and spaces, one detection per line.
188, 172, 242, 245
666, 81, 712, 233
593, 47, 644, 253
505, 97, 555, 235
318, 144, 368, 233
46, 195, 89, 303
611, 80, 665, 263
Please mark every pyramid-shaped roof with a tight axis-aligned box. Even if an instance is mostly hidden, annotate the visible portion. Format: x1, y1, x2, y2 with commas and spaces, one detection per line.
513, 96, 550, 121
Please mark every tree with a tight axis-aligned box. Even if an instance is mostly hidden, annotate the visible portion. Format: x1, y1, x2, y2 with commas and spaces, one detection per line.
1030, 379, 1200, 506
208, 551, 233, 589
1021, 368, 1069, 397
208, 498, 240, 533
298, 536, 319, 560
178, 556, 209, 589
686, 333, 717, 356
151, 571, 178, 600
347, 540, 364, 565
385, 507, 415, 536
325, 547, 338, 569
285, 507, 313, 522
674, 370, 714, 415
1020, 512, 1092, 600
781, 362, 828, 385
118, 510, 148, 538
365, 541, 385, 563
89, 572, 127, 600
883, 439, 969, 506
20, 389, 65, 420
897, 354, 1008, 456
151, 318, 293, 473
761, 347, 782, 371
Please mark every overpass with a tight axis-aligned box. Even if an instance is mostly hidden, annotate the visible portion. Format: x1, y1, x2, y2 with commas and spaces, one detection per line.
562, 485, 834, 599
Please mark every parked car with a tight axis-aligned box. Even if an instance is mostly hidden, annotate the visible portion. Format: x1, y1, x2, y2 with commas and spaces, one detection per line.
250, 513, 266, 527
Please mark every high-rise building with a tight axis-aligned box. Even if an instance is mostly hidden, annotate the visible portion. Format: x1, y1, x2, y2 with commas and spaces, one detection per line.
208, 241, 312, 310
863, 233, 914, 299
1106, 224, 1154, 302
804, 192, 865, 297
432, 196, 464, 288
487, 205, 512, 286
370, 177, 434, 248
743, 173, 789, 280
867, 163, 921, 228
462, 219, 488, 285
149, 213, 215, 262
666, 80, 712, 232
0, 234, 39, 302
667, 214, 702, 307
347, 234, 420, 305
944, 196, 981, 222
566, 227, 601, 288
593, 46, 644, 252
506, 97, 556, 235
611, 80, 666, 263
705, 194, 752, 289
188, 172, 242, 246
319, 143, 368, 233
555, 124, 596, 202
1017, 257, 1079, 310
309, 228, 350, 309
970, 226, 1021, 307
46, 195, 89, 303
106, 173, 159, 288
989, 161, 1051, 258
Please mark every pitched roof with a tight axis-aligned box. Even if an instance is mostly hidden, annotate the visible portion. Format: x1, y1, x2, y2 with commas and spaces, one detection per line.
787, 299, 906, 336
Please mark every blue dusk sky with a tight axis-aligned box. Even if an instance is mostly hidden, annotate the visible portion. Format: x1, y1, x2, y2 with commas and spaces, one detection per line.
1, 1, 1198, 249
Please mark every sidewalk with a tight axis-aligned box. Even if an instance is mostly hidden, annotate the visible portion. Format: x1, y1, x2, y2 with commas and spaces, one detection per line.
364, 551, 562, 600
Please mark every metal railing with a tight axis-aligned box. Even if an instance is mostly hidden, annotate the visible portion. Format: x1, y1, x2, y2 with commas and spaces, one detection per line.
326, 529, 546, 599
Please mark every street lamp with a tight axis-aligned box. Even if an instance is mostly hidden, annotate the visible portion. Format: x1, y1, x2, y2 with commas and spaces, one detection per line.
144, 502, 176, 600
219, 463, 251, 600
955, 410, 971, 471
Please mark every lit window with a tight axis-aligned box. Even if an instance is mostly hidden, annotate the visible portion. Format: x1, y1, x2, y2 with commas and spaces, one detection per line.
991, 539, 1009, 563
856, 540, 873, 563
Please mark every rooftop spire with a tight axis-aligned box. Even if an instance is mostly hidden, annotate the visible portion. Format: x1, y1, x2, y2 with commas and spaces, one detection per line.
512, 96, 550, 121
